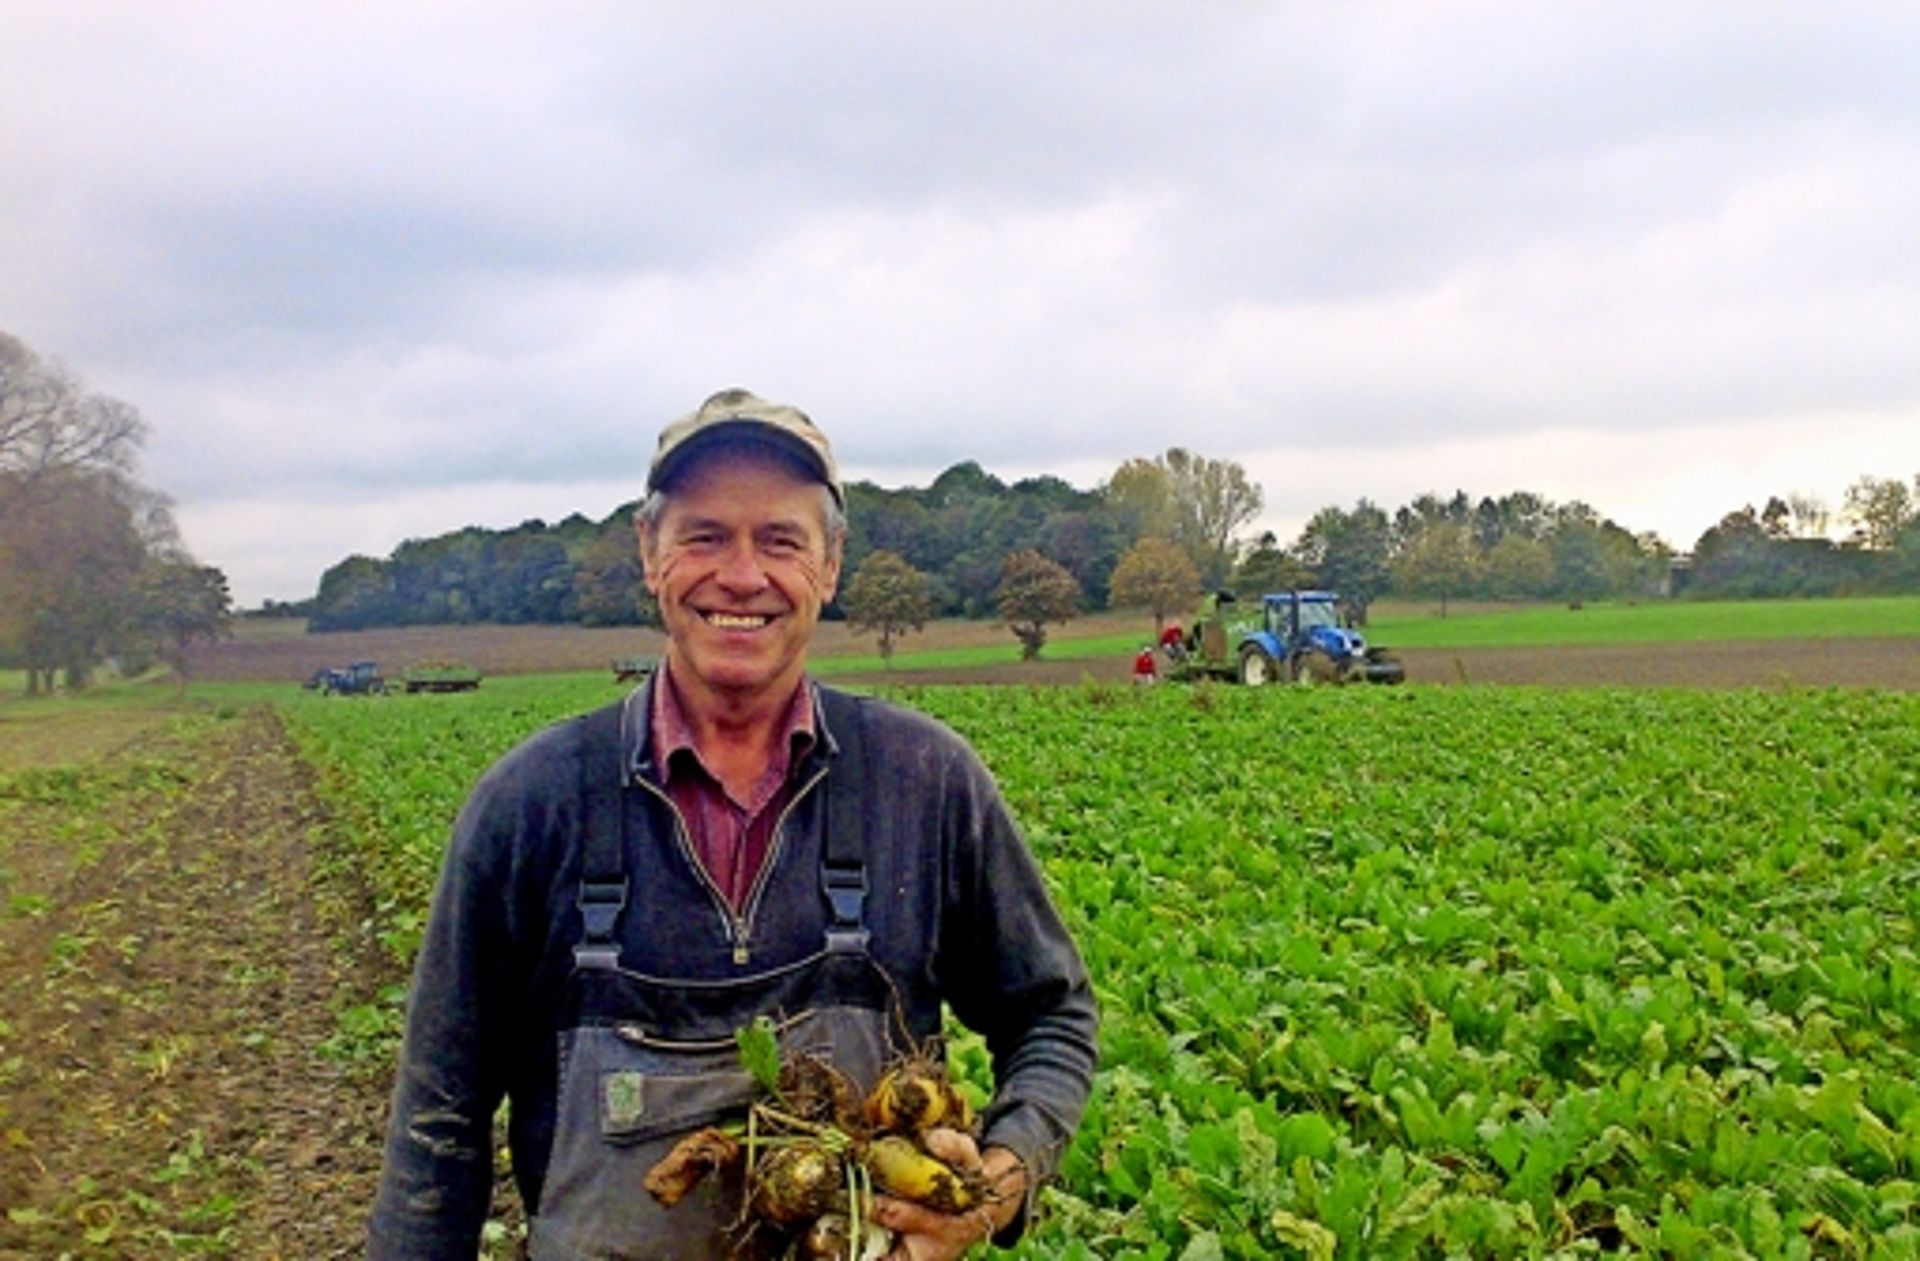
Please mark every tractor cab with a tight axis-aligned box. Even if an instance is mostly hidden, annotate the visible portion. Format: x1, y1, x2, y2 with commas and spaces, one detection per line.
1262, 591, 1365, 662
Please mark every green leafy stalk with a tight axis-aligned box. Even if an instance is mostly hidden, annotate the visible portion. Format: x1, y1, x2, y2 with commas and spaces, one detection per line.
737, 1016, 783, 1095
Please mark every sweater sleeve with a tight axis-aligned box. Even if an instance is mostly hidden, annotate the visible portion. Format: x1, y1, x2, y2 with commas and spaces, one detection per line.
366, 757, 531, 1259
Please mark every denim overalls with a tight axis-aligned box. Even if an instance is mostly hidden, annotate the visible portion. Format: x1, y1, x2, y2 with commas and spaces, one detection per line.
526, 692, 910, 1259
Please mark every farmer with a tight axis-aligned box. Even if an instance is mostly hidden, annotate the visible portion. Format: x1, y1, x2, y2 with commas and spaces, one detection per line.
366, 389, 1098, 1260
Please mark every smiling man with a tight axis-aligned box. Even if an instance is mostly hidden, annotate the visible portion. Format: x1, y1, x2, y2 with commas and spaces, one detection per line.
367, 389, 1098, 1261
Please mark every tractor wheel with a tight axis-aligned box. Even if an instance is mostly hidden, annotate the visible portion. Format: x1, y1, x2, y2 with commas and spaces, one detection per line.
1239, 647, 1276, 686
1290, 651, 1338, 685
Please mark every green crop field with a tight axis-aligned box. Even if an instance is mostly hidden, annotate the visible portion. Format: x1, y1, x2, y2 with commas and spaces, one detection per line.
1371, 595, 1920, 650
277, 678, 1920, 1259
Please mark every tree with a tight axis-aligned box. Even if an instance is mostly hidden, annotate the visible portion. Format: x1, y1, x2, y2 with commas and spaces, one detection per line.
0, 333, 222, 693
994, 550, 1081, 660
1107, 538, 1199, 633
0, 469, 151, 692
573, 527, 649, 625
1393, 490, 1472, 552
1392, 522, 1480, 616
841, 550, 933, 663
1548, 517, 1609, 604
1162, 448, 1264, 586
1293, 500, 1392, 622
140, 559, 233, 691
1688, 508, 1774, 596
1843, 475, 1917, 550
1759, 496, 1793, 540
1040, 510, 1125, 608
1483, 534, 1554, 600
1232, 530, 1312, 597
1103, 449, 1264, 586
1787, 492, 1831, 539
1102, 458, 1177, 540
1, 333, 146, 511
308, 554, 398, 632
1471, 491, 1550, 550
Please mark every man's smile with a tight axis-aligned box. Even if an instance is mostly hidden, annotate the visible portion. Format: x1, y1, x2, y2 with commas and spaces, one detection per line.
701, 611, 776, 630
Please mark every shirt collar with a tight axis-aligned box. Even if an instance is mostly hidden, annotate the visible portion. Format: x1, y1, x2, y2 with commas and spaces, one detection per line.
634, 662, 817, 784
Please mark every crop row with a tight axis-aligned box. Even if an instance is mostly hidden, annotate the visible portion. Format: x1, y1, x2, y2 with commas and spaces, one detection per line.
281, 680, 1920, 1258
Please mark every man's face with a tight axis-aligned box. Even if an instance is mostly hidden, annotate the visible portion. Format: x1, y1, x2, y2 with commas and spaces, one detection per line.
638, 449, 842, 709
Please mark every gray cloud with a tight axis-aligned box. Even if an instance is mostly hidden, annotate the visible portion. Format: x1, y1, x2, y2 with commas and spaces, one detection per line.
4, 1, 1918, 603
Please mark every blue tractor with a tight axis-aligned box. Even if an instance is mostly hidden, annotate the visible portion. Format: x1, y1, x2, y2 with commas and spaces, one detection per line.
303, 660, 388, 696
1170, 590, 1405, 685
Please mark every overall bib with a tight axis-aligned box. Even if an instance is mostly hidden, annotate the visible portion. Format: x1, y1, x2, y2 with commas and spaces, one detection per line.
528, 693, 911, 1260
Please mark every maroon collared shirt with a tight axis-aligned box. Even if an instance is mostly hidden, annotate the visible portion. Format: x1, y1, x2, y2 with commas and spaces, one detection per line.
649, 668, 817, 913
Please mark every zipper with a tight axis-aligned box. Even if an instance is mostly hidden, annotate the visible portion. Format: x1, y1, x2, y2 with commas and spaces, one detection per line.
631, 759, 832, 966
629, 776, 743, 960
735, 762, 831, 964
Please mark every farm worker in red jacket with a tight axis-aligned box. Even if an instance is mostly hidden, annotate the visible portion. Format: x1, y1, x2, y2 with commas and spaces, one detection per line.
1133, 644, 1158, 683
367, 388, 1097, 1260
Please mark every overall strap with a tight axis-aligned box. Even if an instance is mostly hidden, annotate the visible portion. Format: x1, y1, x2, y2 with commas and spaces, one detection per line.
817, 688, 870, 954
574, 699, 629, 970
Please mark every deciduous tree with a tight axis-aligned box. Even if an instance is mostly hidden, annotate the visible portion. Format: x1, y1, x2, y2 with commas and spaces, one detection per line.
1107, 537, 1199, 633
0, 470, 150, 692
573, 527, 650, 626
1162, 448, 1264, 586
141, 559, 233, 690
1844, 475, 1917, 550
1293, 500, 1392, 622
1483, 534, 1554, 599
1101, 458, 1177, 540
0, 332, 144, 522
842, 550, 933, 664
1232, 530, 1313, 597
994, 550, 1081, 660
1104, 449, 1264, 586
1392, 522, 1480, 616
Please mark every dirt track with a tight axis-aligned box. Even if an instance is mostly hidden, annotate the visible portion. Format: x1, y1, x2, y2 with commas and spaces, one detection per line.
832, 636, 1920, 690
188, 620, 1919, 691
0, 709, 393, 1259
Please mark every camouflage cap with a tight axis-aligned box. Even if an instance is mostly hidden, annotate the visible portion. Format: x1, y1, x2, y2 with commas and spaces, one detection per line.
648, 387, 844, 508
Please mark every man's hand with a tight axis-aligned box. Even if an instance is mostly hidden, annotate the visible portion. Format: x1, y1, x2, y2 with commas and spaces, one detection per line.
867, 1130, 1026, 1260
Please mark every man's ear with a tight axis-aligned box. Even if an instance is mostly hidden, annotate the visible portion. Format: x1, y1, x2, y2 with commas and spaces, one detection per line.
821, 534, 845, 602
635, 517, 661, 596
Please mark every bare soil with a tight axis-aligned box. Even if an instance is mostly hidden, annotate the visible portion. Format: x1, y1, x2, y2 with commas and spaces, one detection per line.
0, 707, 395, 1259
189, 618, 1919, 690
828, 636, 1920, 690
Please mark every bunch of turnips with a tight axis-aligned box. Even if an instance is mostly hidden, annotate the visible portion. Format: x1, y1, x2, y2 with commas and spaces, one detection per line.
645, 1019, 999, 1259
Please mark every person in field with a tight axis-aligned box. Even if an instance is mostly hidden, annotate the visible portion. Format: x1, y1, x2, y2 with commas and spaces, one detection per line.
366, 389, 1097, 1260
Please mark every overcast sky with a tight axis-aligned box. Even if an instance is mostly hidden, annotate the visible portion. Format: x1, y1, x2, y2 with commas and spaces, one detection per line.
5, 3, 1917, 605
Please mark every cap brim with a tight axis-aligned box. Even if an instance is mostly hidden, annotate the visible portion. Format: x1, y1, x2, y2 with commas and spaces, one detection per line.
649, 420, 840, 503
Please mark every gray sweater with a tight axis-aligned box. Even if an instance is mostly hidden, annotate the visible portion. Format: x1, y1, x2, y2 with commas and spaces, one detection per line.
367, 682, 1098, 1258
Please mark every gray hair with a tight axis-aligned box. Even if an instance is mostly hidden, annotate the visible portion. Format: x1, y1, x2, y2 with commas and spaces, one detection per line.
635, 482, 847, 547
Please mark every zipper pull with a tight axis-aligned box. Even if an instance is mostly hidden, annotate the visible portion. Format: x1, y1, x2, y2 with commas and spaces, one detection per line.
732, 940, 750, 966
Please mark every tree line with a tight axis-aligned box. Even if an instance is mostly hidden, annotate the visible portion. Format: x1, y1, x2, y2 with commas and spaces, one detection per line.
305, 449, 1266, 631
303, 443, 1920, 640
1, 333, 233, 694
1685, 480, 1920, 598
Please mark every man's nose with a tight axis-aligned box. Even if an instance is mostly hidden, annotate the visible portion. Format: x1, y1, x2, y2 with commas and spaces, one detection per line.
714, 538, 768, 590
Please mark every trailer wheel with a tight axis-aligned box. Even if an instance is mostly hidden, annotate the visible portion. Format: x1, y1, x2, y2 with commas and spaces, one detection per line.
1239, 646, 1276, 686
